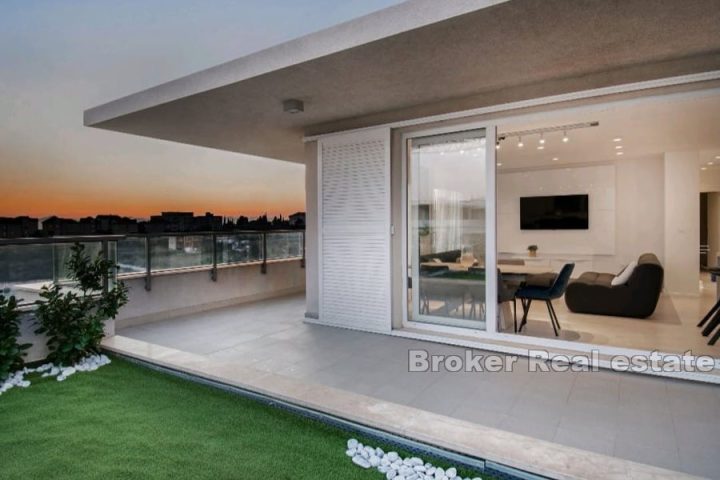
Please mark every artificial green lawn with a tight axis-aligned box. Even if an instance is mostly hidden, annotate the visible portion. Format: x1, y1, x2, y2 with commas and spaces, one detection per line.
0, 357, 490, 480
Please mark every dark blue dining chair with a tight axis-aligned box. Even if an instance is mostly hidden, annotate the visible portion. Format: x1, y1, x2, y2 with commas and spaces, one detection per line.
515, 263, 575, 336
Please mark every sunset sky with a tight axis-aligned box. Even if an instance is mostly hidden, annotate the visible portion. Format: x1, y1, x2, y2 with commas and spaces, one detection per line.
0, 0, 401, 219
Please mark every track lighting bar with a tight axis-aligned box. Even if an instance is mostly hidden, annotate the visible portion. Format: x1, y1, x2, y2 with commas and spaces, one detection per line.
497, 121, 599, 142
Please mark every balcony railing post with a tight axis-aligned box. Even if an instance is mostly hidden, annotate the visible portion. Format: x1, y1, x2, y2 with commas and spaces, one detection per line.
144, 236, 152, 291
211, 233, 218, 281
261, 232, 267, 274
101, 240, 109, 294
301, 231, 305, 269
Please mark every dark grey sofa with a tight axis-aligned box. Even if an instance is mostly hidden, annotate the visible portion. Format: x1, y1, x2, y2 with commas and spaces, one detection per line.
564, 253, 664, 318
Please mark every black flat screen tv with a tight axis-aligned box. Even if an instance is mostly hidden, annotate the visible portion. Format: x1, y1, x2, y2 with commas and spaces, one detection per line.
520, 194, 589, 230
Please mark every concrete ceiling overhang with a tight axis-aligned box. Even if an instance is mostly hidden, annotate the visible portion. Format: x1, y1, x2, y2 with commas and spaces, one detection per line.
84, 0, 720, 164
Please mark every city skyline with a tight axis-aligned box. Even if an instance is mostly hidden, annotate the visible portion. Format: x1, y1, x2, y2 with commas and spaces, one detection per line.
0, 0, 401, 219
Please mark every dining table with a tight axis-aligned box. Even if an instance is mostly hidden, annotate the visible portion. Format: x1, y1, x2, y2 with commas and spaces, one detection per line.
419, 261, 556, 330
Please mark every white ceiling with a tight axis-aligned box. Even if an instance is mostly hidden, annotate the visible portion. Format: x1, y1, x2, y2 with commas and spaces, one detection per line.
497, 91, 720, 175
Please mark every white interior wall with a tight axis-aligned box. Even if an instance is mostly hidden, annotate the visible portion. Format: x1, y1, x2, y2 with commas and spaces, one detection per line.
498, 164, 616, 255
664, 152, 701, 295
707, 192, 720, 266
498, 157, 667, 275
613, 155, 666, 268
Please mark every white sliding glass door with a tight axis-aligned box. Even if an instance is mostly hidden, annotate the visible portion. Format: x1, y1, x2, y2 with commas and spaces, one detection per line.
406, 129, 491, 330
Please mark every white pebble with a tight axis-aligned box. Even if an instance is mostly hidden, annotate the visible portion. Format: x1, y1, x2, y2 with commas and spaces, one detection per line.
352, 455, 371, 469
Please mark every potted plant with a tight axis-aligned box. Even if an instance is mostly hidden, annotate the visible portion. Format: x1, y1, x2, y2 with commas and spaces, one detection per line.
527, 245, 538, 257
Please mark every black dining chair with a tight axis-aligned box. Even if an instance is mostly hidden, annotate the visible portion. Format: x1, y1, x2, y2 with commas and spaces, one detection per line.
515, 263, 575, 336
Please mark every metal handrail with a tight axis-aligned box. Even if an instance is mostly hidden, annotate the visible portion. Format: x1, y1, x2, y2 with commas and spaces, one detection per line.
0, 230, 305, 295
0, 234, 127, 246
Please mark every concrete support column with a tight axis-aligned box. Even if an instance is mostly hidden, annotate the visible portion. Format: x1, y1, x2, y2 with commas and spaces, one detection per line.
304, 141, 319, 318
664, 152, 700, 295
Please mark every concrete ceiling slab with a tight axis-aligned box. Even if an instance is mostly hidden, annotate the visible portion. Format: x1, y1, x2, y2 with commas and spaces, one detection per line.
85, 0, 720, 164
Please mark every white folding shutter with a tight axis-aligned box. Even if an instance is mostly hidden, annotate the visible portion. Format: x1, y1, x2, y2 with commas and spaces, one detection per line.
318, 127, 391, 333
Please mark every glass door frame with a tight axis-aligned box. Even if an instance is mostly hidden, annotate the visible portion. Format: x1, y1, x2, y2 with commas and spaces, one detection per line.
400, 122, 498, 336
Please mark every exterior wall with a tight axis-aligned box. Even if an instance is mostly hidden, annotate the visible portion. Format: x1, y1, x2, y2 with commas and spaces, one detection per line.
664, 152, 701, 295
304, 141, 319, 318
116, 260, 305, 328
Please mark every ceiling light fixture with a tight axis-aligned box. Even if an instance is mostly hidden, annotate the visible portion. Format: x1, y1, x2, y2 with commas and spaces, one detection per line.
616, 151, 624, 156
709, 162, 715, 166
495, 142, 501, 150
497, 162, 502, 166
701, 167, 707, 171
613, 137, 622, 142
552, 157, 559, 161
537, 145, 545, 150
282, 99, 304, 114
498, 121, 598, 146
517, 137, 524, 148
716, 155, 720, 160
615, 145, 623, 149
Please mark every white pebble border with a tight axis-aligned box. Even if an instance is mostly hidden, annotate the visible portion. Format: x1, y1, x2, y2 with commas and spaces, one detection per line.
346, 438, 482, 480
0, 354, 111, 396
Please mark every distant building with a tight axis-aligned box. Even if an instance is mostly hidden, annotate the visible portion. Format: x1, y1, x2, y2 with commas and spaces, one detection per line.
289, 212, 305, 228
146, 211, 222, 233
95, 215, 139, 234
0, 216, 39, 238
41, 216, 94, 236
147, 212, 194, 233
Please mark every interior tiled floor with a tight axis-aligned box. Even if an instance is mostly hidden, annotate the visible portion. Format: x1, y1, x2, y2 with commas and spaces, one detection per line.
120, 294, 720, 478
500, 273, 720, 357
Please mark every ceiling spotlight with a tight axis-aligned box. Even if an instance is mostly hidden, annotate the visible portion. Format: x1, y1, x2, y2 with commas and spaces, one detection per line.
537, 145, 545, 150
496, 162, 502, 167
539, 133, 545, 145
613, 137, 623, 142
616, 151, 624, 156
562, 131, 569, 143
517, 137, 524, 148
459, 150, 465, 155
495, 142, 501, 150
709, 162, 715, 166
282, 98, 304, 114
552, 157, 559, 161
716, 155, 720, 159
701, 167, 707, 171
615, 145, 623, 149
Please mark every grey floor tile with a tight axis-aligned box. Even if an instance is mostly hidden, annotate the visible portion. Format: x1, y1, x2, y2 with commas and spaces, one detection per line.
613, 442, 681, 472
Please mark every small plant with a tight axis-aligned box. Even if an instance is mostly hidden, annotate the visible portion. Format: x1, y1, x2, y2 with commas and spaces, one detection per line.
0, 294, 31, 382
35, 244, 128, 366
527, 244, 538, 257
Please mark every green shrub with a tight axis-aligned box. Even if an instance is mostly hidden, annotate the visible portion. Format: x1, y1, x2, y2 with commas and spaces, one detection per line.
0, 294, 31, 382
35, 243, 128, 366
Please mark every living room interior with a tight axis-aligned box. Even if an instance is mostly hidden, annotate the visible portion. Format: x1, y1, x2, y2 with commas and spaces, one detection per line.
494, 90, 720, 357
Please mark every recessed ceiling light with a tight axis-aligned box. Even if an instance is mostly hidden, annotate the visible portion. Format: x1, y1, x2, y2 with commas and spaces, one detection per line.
716, 155, 720, 160
613, 137, 622, 142
562, 131, 569, 143
496, 162, 502, 166
701, 167, 707, 171
615, 145, 623, 149
552, 157, 559, 161
539, 133, 545, 145
517, 137, 524, 148
537, 145, 545, 150
616, 151, 624, 156
709, 162, 715, 166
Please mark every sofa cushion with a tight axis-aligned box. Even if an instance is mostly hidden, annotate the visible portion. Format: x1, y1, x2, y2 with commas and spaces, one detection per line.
611, 261, 637, 286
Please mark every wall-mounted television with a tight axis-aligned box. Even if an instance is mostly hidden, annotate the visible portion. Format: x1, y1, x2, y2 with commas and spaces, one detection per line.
520, 194, 589, 230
